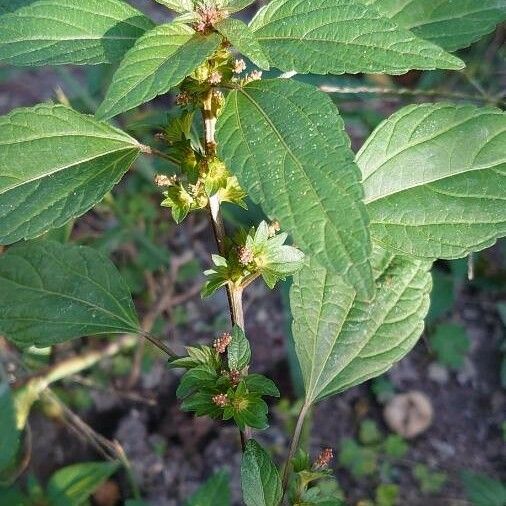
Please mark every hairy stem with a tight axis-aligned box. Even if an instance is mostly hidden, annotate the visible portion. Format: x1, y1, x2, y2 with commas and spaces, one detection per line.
319, 84, 506, 106
202, 88, 251, 448
282, 402, 311, 493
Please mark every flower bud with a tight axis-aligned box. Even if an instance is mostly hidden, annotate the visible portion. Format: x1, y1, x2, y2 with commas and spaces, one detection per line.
313, 448, 333, 469
212, 393, 229, 407
213, 331, 232, 353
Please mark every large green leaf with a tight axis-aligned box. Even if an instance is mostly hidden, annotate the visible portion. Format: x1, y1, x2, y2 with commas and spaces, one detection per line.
357, 103, 506, 260
0, 104, 141, 245
47, 461, 119, 506
216, 79, 374, 298
291, 247, 432, 403
96, 24, 221, 120
0, 0, 154, 66
0, 380, 20, 474
0, 241, 139, 348
249, 0, 464, 75
154, 0, 194, 13
363, 0, 506, 52
223, 0, 257, 13
184, 470, 230, 506
215, 17, 270, 69
241, 440, 282, 506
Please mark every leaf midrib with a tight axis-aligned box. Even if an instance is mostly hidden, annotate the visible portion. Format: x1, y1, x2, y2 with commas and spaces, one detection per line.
0, 274, 137, 331
0, 145, 138, 195
238, 86, 364, 281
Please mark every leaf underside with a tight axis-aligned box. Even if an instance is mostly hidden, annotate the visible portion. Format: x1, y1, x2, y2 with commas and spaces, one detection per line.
216, 78, 374, 298
250, 0, 464, 75
0, 104, 141, 244
363, 0, 506, 52
96, 23, 221, 120
358, 103, 506, 259
0, 0, 154, 66
0, 240, 139, 348
291, 247, 432, 403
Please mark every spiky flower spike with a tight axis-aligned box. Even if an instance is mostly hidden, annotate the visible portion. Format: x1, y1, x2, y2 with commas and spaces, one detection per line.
229, 369, 242, 385
237, 245, 254, 266
313, 448, 334, 470
194, 2, 227, 33
213, 331, 232, 353
212, 393, 229, 407
234, 58, 246, 74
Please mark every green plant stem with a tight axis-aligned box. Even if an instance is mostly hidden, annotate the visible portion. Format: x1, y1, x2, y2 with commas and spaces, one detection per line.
319, 84, 506, 106
202, 88, 251, 448
141, 144, 181, 166
282, 402, 311, 494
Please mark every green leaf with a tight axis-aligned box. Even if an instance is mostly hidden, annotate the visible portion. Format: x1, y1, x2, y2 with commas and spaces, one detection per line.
430, 323, 470, 370
461, 470, 506, 506
383, 435, 408, 459
184, 470, 231, 506
245, 221, 305, 289
0, 0, 154, 66
376, 483, 399, 506
47, 461, 119, 506
0, 380, 20, 474
291, 246, 432, 403
363, 0, 506, 52
223, 0, 257, 13
228, 325, 252, 371
357, 103, 506, 260
358, 419, 382, 445
226, 385, 269, 430
0, 104, 141, 245
0, 240, 139, 348
154, 0, 194, 13
0, 485, 29, 505
413, 464, 447, 495
427, 269, 454, 324
241, 440, 282, 506
249, 0, 464, 75
176, 365, 218, 398
215, 18, 270, 70
339, 439, 377, 478
216, 78, 374, 298
96, 24, 221, 120
243, 374, 280, 397
181, 392, 222, 418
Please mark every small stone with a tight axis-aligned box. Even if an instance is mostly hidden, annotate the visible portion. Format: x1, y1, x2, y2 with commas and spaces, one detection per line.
384, 391, 433, 439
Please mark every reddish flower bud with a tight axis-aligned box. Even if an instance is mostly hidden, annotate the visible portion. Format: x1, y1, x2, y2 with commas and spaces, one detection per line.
237, 246, 254, 266
175, 91, 191, 106
212, 393, 229, 407
213, 331, 232, 353
313, 448, 333, 469
229, 369, 241, 385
